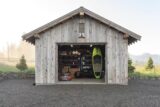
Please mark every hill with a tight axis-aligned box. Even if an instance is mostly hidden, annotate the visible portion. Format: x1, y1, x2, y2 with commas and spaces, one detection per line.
130, 53, 160, 65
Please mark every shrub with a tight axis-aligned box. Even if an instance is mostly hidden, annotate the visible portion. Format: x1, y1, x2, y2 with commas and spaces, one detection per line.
16, 55, 28, 71
145, 57, 154, 70
26, 67, 35, 74
128, 58, 135, 73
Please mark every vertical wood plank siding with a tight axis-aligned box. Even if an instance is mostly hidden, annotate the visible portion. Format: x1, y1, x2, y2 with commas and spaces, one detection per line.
35, 16, 128, 85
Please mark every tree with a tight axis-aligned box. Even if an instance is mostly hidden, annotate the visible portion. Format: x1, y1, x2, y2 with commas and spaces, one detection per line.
128, 58, 135, 73
16, 55, 28, 71
145, 57, 154, 70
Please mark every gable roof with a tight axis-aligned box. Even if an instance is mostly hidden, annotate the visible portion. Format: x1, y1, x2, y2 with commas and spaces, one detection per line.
22, 7, 141, 44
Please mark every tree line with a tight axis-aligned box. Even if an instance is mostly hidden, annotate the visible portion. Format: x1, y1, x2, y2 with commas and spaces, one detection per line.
128, 57, 155, 73
0, 41, 35, 61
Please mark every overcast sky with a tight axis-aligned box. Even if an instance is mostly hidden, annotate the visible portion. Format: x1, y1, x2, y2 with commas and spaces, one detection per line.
0, 0, 160, 55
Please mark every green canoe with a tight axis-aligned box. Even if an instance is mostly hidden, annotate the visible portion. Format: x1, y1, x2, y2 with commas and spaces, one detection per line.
92, 47, 102, 79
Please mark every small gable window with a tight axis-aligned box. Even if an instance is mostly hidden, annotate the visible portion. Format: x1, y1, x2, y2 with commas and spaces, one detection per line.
79, 22, 85, 33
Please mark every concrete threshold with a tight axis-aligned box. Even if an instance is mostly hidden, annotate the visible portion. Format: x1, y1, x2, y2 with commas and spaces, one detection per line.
56, 78, 106, 85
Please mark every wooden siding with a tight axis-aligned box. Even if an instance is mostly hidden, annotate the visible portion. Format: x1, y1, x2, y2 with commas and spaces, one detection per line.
35, 15, 128, 85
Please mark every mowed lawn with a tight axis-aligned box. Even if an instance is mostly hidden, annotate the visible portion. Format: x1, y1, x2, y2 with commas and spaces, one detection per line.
129, 65, 160, 78
0, 64, 19, 72
1, 63, 160, 78
0, 63, 35, 73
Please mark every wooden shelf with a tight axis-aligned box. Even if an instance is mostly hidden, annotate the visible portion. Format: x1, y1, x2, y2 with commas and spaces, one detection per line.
59, 50, 93, 70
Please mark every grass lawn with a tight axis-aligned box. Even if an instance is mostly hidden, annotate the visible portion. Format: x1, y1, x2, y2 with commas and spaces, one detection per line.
0, 63, 35, 74
1, 63, 160, 78
129, 65, 160, 78
0, 64, 19, 73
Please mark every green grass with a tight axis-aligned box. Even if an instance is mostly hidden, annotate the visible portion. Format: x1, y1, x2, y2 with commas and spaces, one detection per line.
129, 65, 160, 78
26, 67, 35, 74
1, 63, 160, 78
0, 63, 35, 74
0, 64, 19, 73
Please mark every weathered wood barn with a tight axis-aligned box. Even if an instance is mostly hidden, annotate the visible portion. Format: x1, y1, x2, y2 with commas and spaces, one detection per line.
22, 7, 141, 85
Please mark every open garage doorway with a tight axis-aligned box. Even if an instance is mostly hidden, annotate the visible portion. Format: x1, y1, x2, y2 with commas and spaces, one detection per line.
57, 43, 106, 84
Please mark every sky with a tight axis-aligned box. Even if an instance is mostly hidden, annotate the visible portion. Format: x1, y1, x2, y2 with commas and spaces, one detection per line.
0, 0, 160, 55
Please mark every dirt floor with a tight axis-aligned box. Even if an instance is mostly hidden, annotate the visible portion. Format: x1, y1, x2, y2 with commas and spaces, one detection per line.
0, 79, 160, 107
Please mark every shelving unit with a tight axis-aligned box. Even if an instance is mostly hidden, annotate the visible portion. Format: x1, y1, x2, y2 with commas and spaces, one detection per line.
58, 48, 94, 78
59, 55, 81, 67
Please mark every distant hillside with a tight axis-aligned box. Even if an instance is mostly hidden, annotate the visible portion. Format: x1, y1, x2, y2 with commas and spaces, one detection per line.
130, 53, 160, 65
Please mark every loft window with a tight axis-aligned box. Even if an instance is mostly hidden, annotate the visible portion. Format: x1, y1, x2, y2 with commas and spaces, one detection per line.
79, 23, 85, 33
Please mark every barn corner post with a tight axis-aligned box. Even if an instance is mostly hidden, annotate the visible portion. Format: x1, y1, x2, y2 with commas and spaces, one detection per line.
34, 34, 41, 84
124, 35, 129, 85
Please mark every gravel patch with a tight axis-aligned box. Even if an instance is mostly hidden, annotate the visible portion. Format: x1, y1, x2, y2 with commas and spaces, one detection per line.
0, 73, 34, 81
0, 79, 160, 107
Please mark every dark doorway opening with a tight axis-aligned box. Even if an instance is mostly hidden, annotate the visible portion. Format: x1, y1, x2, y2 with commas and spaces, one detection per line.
58, 44, 105, 83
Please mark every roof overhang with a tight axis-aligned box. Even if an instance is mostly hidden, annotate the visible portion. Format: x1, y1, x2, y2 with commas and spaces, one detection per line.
22, 7, 141, 45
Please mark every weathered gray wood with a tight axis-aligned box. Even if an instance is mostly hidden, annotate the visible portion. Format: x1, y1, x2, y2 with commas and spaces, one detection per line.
55, 44, 58, 83
84, 17, 90, 42
123, 37, 128, 85
40, 33, 44, 84
91, 18, 96, 42
35, 15, 129, 85
106, 28, 111, 83
50, 30, 56, 83
47, 30, 51, 83
106, 27, 114, 84
115, 31, 120, 84
105, 43, 108, 84
35, 38, 41, 83
43, 32, 47, 84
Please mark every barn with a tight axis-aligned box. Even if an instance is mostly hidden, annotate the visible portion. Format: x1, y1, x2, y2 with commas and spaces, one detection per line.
22, 7, 141, 85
